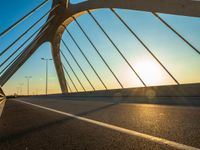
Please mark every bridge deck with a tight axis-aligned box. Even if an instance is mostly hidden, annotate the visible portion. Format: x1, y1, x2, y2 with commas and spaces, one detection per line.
0, 97, 200, 150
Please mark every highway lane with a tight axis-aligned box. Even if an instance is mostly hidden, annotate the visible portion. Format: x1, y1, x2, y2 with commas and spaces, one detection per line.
0, 97, 200, 150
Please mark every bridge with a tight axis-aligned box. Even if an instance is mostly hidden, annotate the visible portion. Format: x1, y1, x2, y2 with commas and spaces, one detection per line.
0, 0, 200, 149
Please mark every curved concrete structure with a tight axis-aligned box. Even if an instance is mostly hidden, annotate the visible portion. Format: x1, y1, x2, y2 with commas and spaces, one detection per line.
0, 0, 200, 93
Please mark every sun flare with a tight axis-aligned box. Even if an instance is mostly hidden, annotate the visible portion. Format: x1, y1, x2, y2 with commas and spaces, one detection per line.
134, 60, 164, 85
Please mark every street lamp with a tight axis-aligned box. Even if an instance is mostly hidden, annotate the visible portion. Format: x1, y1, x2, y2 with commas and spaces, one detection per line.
19, 83, 23, 95
25, 76, 32, 95
41, 58, 52, 95
16, 87, 20, 95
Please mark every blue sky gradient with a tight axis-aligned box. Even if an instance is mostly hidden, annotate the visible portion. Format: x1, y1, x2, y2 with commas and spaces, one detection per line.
1, 0, 200, 94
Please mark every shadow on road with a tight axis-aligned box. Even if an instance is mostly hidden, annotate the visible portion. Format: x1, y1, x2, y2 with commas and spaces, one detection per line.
0, 100, 117, 142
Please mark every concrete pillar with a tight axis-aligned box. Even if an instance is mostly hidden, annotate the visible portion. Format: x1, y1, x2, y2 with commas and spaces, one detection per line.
51, 26, 68, 93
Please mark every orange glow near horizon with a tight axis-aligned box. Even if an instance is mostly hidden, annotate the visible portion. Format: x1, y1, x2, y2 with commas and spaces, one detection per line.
133, 59, 175, 86
135, 60, 163, 84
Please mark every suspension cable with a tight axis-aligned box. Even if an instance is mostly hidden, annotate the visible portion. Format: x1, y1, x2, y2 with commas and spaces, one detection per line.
0, 0, 48, 37
62, 63, 78, 92
0, 25, 49, 76
60, 50, 86, 92
65, 28, 106, 91
0, 15, 55, 68
68, 84, 72, 93
111, 9, 179, 85
61, 64, 74, 92
88, 10, 146, 87
153, 13, 200, 55
0, 4, 59, 56
61, 39, 95, 91
72, 17, 124, 89
0, 49, 24, 76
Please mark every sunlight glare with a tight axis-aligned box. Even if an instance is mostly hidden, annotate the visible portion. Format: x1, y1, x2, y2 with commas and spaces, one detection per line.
134, 60, 164, 85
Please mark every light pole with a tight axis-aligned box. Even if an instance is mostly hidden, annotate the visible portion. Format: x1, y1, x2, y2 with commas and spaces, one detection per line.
16, 87, 20, 95
41, 58, 52, 95
19, 83, 23, 95
25, 76, 32, 95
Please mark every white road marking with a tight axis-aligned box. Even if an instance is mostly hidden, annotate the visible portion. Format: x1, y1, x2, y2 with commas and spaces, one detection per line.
14, 99, 200, 150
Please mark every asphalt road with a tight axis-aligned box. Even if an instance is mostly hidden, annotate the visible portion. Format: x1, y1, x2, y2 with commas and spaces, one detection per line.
0, 96, 200, 150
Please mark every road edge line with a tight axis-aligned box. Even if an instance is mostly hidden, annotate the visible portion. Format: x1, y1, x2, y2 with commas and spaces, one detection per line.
13, 99, 200, 150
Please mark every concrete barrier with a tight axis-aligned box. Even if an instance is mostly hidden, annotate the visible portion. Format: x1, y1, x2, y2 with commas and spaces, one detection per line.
16, 83, 200, 106
62, 83, 200, 97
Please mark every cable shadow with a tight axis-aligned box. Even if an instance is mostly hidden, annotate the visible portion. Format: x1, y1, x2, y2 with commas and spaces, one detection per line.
0, 102, 117, 143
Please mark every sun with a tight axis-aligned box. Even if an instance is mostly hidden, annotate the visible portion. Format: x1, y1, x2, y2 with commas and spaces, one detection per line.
134, 60, 164, 85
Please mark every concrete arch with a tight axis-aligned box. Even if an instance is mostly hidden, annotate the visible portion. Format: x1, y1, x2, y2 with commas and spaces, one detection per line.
1, 0, 200, 93
0, 38, 44, 86
42, 0, 200, 93
1, 41, 63, 94
51, 30, 68, 93
50, 15, 81, 93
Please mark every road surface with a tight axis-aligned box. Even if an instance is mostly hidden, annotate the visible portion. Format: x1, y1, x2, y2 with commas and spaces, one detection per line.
0, 96, 200, 150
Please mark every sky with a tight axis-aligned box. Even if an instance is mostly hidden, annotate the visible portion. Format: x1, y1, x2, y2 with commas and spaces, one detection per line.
1, 0, 200, 95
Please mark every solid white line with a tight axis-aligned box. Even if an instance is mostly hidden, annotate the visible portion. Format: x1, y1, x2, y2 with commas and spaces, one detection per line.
14, 99, 200, 150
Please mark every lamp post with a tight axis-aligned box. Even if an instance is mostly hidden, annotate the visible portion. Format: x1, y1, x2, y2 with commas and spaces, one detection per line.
19, 83, 23, 95
16, 87, 20, 95
41, 58, 52, 95
25, 76, 32, 95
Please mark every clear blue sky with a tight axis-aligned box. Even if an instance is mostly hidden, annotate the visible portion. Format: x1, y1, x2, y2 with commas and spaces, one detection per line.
1, 0, 200, 95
